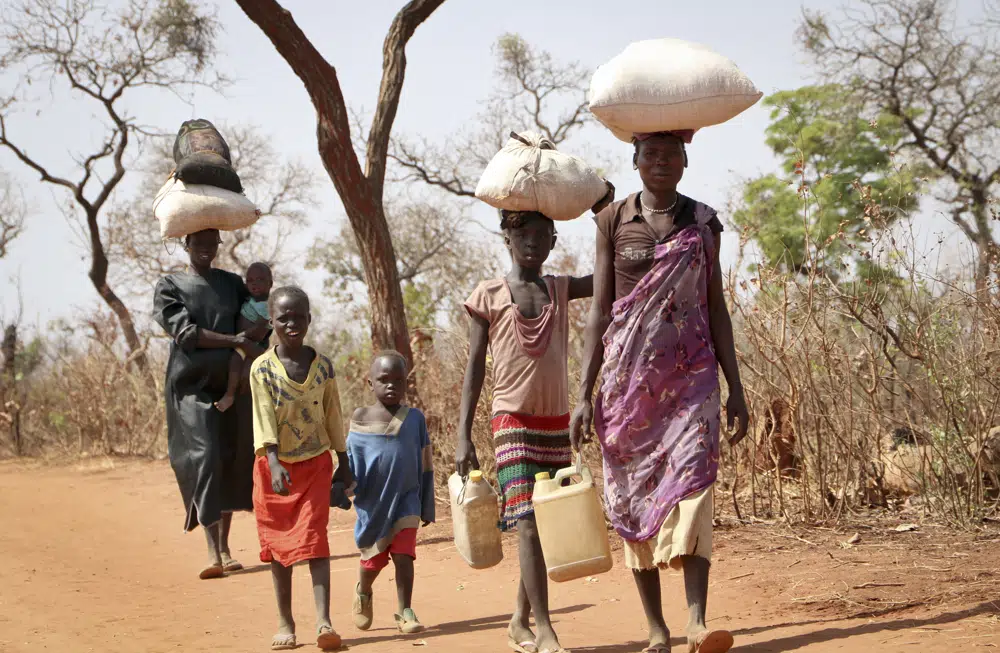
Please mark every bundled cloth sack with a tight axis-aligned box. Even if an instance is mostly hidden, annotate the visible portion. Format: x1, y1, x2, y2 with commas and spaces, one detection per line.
153, 178, 260, 240
172, 119, 243, 193
589, 38, 763, 142
475, 131, 608, 221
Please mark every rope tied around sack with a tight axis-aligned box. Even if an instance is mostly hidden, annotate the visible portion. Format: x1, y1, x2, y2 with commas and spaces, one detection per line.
505, 131, 555, 212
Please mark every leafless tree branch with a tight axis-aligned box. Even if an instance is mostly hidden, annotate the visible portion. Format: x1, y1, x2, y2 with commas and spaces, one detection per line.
0, 0, 224, 368
0, 172, 27, 258
365, 0, 447, 199
307, 201, 501, 326
386, 33, 599, 200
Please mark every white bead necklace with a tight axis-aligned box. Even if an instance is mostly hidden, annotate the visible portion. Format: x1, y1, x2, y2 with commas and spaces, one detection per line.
640, 192, 678, 214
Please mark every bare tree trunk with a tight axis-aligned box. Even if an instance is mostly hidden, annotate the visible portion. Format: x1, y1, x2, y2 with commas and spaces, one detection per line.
971, 189, 993, 297
975, 242, 991, 298
86, 209, 147, 370
234, 0, 447, 390
1, 324, 21, 455
330, 184, 414, 360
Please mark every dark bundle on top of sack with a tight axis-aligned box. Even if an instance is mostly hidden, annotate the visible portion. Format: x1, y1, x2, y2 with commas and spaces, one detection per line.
153, 119, 261, 240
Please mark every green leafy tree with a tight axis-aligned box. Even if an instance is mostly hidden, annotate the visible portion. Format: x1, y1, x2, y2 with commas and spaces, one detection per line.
732, 85, 924, 278
799, 0, 1000, 292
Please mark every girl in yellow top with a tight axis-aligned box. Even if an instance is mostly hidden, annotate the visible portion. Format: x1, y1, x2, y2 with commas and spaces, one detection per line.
250, 286, 353, 651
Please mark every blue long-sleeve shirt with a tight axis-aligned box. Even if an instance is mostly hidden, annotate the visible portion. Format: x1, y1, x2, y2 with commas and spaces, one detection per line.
347, 406, 435, 559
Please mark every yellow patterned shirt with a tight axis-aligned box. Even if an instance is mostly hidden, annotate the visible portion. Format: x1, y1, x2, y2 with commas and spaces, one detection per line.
250, 348, 346, 462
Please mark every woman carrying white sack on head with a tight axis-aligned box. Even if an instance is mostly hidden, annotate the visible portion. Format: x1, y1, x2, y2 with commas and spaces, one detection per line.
574, 39, 760, 653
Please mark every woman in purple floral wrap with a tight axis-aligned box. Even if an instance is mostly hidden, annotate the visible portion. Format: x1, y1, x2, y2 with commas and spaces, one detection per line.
571, 131, 749, 653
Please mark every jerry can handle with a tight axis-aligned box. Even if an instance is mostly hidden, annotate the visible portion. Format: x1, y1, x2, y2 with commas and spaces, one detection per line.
455, 472, 500, 505
553, 453, 588, 485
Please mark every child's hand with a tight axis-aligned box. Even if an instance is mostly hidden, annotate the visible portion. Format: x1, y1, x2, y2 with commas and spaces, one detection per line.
455, 439, 480, 477
333, 463, 354, 490
270, 461, 291, 495
246, 319, 269, 343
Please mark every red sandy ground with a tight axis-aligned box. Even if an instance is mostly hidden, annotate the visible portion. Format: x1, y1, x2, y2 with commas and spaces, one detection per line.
1, 459, 997, 652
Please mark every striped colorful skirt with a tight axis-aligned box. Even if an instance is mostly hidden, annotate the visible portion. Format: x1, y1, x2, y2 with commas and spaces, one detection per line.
492, 412, 572, 531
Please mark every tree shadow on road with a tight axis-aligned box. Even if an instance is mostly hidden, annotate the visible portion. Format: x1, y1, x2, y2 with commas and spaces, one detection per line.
415, 534, 455, 548
735, 601, 998, 651
567, 601, 998, 652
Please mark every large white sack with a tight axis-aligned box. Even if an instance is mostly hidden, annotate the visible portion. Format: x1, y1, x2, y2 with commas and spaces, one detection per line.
475, 131, 608, 221
589, 38, 763, 142
153, 178, 261, 239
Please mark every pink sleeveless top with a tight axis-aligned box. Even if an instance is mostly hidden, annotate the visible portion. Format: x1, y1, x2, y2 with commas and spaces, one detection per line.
464, 276, 570, 417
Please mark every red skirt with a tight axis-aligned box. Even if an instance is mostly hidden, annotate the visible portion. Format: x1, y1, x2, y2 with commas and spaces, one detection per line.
252, 452, 332, 566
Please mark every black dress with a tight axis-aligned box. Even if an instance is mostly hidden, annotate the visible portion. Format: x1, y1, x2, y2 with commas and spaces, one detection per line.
153, 269, 255, 532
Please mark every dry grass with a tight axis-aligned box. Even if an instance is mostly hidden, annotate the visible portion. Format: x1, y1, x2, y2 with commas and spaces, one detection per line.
0, 322, 167, 458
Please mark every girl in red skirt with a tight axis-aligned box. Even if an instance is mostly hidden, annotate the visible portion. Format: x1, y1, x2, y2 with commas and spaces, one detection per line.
250, 286, 353, 651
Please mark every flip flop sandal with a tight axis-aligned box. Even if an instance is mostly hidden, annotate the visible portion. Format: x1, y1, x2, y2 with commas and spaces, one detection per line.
221, 555, 243, 572
641, 647, 670, 653
198, 564, 224, 580
693, 630, 734, 653
394, 608, 425, 635
352, 583, 373, 631
508, 638, 538, 653
271, 633, 296, 651
316, 625, 342, 651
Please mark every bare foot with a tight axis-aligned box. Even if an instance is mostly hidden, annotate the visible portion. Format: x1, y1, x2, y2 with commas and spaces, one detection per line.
687, 628, 733, 653
214, 393, 235, 413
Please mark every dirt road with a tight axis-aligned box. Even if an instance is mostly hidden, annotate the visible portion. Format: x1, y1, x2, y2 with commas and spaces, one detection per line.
1, 460, 996, 652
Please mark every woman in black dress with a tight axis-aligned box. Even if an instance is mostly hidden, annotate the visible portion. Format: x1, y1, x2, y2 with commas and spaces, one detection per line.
153, 229, 262, 579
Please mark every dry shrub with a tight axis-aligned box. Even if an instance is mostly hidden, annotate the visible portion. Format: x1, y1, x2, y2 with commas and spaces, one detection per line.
1, 314, 166, 458
728, 188, 1000, 527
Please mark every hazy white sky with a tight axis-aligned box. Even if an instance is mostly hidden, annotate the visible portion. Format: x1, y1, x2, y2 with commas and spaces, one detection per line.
0, 0, 974, 329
